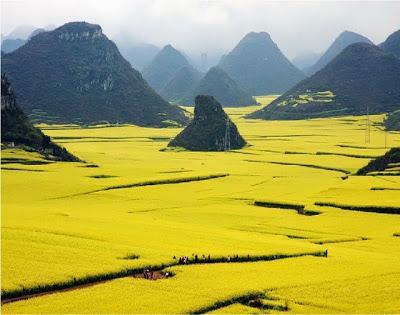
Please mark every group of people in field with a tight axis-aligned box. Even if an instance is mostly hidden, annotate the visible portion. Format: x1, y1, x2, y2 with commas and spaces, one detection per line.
174, 253, 250, 265
142, 268, 171, 280
142, 250, 329, 280
175, 254, 210, 264
142, 268, 153, 279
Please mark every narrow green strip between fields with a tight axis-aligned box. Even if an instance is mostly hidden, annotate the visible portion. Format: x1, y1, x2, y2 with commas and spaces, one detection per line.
314, 202, 400, 214
55, 174, 230, 199
245, 160, 351, 174
1, 251, 327, 304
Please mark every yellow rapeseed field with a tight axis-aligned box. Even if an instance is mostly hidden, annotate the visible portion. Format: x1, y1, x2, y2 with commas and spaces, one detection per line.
2, 98, 400, 313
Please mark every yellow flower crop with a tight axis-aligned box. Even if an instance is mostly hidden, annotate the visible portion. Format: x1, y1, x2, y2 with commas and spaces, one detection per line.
2, 104, 400, 313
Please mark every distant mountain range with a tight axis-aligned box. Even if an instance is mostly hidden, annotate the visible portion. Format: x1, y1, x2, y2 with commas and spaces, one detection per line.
248, 43, 400, 120
218, 32, 306, 95
304, 31, 373, 76
380, 29, 400, 58
1, 74, 79, 161
142, 44, 190, 92
116, 42, 160, 71
292, 51, 322, 71
1, 26, 53, 54
181, 66, 256, 107
1, 22, 189, 127
1, 38, 27, 54
3, 25, 37, 40
159, 65, 203, 103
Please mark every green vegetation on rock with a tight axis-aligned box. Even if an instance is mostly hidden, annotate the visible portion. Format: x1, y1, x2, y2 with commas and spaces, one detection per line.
248, 43, 400, 120
168, 95, 246, 151
384, 110, 400, 131
1, 74, 79, 161
380, 29, 400, 58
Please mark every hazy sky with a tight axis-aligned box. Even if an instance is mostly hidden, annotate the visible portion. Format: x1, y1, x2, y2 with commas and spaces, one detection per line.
1, 0, 400, 59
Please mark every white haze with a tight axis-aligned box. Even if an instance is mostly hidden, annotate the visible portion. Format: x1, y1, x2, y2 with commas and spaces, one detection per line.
1, 0, 400, 60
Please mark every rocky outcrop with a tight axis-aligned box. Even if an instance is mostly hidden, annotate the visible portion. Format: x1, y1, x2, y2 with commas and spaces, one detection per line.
168, 95, 246, 151
1, 74, 79, 161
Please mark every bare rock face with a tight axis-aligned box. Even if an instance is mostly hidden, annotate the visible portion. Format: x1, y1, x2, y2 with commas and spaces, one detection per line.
168, 95, 246, 151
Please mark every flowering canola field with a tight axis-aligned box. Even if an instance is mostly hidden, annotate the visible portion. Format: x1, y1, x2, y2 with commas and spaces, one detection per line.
2, 100, 400, 313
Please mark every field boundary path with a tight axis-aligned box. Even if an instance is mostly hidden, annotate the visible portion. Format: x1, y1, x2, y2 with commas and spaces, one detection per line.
1, 251, 327, 305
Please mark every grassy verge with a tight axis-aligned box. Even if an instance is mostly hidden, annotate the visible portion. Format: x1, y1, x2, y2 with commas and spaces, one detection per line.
1, 262, 172, 302
245, 160, 351, 174
99, 174, 229, 192
254, 200, 304, 211
191, 292, 265, 314
1, 167, 45, 172
1, 157, 51, 165
315, 151, 377, 159
314, 202, 400, 214
310, 237, 368, 245
254, 200, 321, 216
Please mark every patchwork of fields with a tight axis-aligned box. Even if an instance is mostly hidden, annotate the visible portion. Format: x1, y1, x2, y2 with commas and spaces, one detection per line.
2, 98, 400, 313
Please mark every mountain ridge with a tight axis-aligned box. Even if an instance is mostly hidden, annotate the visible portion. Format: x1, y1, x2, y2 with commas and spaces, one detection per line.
219, 31, 306, 95
305, 31, 373, 76
248, 43, 400, 120
181, 66, 256, 107
1, 21, 189, 127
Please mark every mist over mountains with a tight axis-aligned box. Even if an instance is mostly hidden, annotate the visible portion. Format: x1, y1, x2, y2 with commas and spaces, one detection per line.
304, 31, 373, 76
219, 32, 306, 95
1, 18, 399, 127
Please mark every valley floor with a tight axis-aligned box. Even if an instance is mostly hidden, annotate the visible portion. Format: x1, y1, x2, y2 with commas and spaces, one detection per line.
1, 101, 400, 313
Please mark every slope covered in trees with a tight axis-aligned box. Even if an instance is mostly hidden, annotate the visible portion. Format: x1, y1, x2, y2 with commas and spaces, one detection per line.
380, 29, 400, 58
1, 74, 79, 161
248, 43, 400, 120
304, 31, 373, 75
1, 22, 188, 127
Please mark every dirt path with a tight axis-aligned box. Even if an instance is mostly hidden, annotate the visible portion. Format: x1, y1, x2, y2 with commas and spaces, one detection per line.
1, 271, 168, 305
